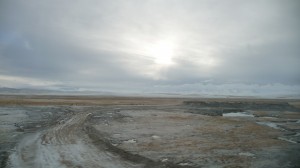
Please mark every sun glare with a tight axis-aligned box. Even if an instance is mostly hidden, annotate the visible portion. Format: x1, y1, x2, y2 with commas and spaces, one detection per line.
146, 40, 176, 65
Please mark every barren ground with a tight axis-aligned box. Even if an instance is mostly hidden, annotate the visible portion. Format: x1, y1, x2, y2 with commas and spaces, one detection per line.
0, 95, 299, 168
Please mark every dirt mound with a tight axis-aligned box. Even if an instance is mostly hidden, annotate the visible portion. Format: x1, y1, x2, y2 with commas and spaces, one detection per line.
183, 100, 299, 116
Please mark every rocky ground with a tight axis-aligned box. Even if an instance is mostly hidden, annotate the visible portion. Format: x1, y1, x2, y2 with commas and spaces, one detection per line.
0, 96, 299, 168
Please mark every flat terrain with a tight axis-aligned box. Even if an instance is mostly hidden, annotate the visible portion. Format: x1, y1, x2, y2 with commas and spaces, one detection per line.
0, 95, 299, 168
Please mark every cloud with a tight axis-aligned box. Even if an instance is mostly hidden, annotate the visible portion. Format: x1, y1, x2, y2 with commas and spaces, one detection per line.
0, 0, 299, 96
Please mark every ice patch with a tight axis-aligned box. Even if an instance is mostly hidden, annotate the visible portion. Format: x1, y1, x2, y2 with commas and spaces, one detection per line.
161, 158, 168, 162
278, 137, 297, 144
123, 139, 137, 143
151, 135, 160, 139
223, 112, 254, 117
178, 162, 192, 166
256, 122, 280, 129
239, 152, 255, 157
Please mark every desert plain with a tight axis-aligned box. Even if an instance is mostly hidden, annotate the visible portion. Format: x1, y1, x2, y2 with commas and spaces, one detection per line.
0, 95, 299, 168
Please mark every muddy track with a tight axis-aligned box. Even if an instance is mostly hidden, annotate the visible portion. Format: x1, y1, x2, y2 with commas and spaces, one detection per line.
86, 126, 194, 168
8, 112, 143, 168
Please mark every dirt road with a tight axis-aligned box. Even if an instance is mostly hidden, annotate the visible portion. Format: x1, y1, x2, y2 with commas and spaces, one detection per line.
9, 110, 142, 168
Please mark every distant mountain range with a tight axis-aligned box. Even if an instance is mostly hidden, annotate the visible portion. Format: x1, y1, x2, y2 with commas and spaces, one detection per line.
0, 87, 116, 96
0, 87, 299, 99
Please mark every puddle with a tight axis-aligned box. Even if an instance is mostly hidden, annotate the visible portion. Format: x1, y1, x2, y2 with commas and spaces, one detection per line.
223, 112, 254, 117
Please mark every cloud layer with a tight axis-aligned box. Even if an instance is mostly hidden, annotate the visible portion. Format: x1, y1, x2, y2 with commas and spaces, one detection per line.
0, 0, 299, 96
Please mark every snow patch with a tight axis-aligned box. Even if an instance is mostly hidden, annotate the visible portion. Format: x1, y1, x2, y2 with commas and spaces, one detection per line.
239, 152, 255, 157
223, 112, 254, 117
256, 122, 280, 130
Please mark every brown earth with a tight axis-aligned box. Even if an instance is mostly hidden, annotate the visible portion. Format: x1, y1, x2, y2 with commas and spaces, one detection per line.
0, 95, 299, 168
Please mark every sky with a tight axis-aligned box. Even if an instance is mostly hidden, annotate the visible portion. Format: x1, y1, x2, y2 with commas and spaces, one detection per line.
0, 0, 300, 97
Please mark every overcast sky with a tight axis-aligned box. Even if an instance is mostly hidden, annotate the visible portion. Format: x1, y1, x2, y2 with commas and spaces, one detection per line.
0, 0, 300, 96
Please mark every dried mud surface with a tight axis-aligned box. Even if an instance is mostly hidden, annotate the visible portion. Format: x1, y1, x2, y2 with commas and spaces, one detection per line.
0, 95, 299, 168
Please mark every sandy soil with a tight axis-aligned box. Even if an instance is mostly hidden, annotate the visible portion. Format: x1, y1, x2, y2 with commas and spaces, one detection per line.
0, 96, 299, 168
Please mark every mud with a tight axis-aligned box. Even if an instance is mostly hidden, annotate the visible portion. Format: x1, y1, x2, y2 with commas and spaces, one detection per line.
0, 97, 299, 168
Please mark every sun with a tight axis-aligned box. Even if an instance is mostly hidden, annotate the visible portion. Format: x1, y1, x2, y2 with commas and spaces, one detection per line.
146, 40, 176, 65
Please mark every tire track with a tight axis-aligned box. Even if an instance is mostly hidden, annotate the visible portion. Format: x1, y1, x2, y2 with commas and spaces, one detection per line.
9, 112, 142, 168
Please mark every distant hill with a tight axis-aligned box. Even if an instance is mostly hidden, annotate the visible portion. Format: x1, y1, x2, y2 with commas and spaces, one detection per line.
0, 87, 52, 94
0, 87, 299, 99
0, 87, 115, 96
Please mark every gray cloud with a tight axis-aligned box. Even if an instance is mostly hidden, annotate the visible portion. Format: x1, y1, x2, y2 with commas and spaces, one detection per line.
0, 0, 299, 96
